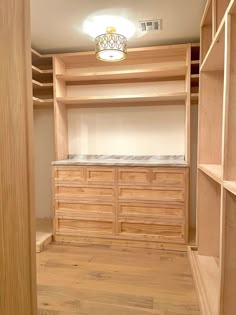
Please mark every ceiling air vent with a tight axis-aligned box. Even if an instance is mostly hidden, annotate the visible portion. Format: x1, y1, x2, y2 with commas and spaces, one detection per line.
139, 19, 162, 32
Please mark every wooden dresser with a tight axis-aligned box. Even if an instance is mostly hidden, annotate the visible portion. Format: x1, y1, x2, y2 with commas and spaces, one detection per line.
53, 165, 189, 246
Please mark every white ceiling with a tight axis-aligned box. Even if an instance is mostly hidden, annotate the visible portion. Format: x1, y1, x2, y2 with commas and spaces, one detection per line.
31, 0, 206, 54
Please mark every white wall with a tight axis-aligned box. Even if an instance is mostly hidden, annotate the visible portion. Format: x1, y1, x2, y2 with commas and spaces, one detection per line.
68, 105, 185, 155
34, 109, 55, 218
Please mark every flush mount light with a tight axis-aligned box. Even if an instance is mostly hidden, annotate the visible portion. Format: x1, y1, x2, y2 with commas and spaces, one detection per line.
95, 26, 127, 62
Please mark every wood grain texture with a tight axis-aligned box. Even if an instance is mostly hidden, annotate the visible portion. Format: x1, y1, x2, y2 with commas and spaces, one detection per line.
53, 166, 189, 244
198, 71, 224, 164
220, 190, 236, 314
188, 247, 220, 315
37, 244, 200, 315
197, 170, 221, 257
0, 0, 37, 314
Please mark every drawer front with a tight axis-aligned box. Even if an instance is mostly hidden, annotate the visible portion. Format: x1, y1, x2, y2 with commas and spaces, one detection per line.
57, 218, 113, 234
118, 221, 184, 241
55, 200, 114, 218
151, 169, 186, 187
118, 202, 184, 219
55, 185, 115, 200
86, 167, 115, 184
118, 186, 185, 203
54, 167, 84, 182
118, 168, 150, 185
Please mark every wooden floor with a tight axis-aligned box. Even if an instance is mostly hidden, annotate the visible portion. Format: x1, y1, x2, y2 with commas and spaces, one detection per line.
37, 244, 200, 315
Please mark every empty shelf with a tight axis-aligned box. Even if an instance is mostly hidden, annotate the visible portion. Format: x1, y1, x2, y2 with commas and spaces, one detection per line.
224, 181, 236, 195
32, 65, 53, 75
198, 164, 222, 183
32, 79, 53, 88
56, 92, 187, 107
33, 97, 54, 106
56, 65, 188, 83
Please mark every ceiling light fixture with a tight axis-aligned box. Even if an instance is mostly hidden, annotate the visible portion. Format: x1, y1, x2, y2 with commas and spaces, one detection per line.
95, 26, 127, 62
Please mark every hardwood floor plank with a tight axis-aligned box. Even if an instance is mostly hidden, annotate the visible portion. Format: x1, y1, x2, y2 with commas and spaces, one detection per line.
37, 244, 200, 315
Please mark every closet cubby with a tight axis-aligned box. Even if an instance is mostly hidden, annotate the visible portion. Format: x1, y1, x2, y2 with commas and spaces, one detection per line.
190, 44, 200, 104
201, 0, 213, 62
197, 171, 221, 258
198, 69, 224, 181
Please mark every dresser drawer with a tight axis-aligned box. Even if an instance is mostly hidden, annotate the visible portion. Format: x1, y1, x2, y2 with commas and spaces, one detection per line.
56, 218, 113, 235
55, 200, 114, 218
54, 166, 84, 182
86, 167, 115, 184
55, 184, 115, 200
118, 186, 185, 203
118, 168, 150, 185
118, 202, 184, 219
118, 220, 184, 242
151, 168, 186, 187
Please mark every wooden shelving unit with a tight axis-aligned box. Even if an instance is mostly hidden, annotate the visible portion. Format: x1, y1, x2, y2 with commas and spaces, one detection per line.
190, 44, 200, 105
53, 44, 192, 163
31, 49, 54, 108
189, 1, 236, 314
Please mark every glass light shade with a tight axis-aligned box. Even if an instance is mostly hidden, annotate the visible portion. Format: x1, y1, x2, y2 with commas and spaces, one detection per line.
95, 31, 127, 62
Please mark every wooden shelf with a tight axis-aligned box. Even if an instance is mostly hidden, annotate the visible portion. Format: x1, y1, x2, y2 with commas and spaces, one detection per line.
33, 97, 54, 107
191, 74, 199, 82
56, 92, 187, 107
198, 164, 222, 183
32, 80, 53, 89
191, 60, 200, 65
56, 65, 188, 84
200, 19, 225, 72
188, 247, 220, 315
191, 93, 199, 102
32, 65, 53, 75
224, 181, 236, 195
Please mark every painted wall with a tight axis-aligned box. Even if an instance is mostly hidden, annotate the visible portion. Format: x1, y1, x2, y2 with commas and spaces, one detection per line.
34, 109, 55, 218
68, 105, 185, 155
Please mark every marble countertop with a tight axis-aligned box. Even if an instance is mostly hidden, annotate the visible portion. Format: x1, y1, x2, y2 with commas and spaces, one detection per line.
52, 155, 188, 167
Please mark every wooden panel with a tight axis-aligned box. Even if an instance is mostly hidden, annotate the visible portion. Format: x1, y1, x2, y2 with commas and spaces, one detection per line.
220, 190, 236, 314
118, 202, 184, 219
198, 71, 224, 164
57, 218, 113, 234
54, 166, 84, 182
118, 186, 185, 202
223, 15, 236, 180
86, 167, 115, 184
188, 247, 220, 315
0, 0, 37, 314
55, 184, 115, 200
151, 168, 186, 187
118, 168, 150, 185
55, 200, 114, 217
119, 221, 184, 240
197, 170, 221, 257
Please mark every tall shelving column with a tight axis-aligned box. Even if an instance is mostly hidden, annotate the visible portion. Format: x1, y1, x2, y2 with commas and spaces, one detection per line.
31, 49, 54, 108
188, 1, 236, 314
